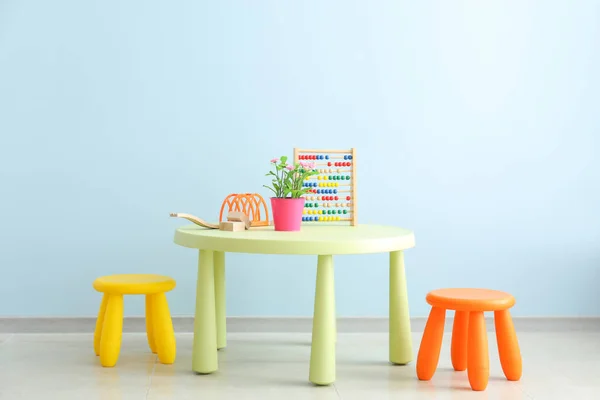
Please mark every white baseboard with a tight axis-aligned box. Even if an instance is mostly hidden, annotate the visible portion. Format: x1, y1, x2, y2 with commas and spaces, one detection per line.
1, 316, 598, 333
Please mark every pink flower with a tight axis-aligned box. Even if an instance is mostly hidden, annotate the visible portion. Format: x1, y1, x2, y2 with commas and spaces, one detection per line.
285, 164, 294, 171
270, 158, 279, 164
299, 161, 316, 170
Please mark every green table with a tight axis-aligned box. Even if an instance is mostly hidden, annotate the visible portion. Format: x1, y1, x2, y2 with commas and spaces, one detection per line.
174, 224, 415, 385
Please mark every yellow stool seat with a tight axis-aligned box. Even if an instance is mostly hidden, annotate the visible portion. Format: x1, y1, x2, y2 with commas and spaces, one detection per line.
93, 274, 177, 367
93, 274, 176, 295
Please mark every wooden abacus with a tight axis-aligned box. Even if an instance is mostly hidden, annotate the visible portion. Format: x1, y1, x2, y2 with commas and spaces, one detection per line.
294, 148, 357, 226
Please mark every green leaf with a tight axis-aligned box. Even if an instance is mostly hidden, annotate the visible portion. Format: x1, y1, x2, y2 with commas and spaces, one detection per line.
262, 185, 277, 195
280, 156, 288, 164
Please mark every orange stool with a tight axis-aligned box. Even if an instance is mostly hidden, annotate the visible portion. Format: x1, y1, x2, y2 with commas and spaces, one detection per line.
416, 289, 522, 391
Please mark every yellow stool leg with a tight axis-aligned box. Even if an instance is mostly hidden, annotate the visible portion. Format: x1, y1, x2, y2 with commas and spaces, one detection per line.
153, 292, 176, 364
145, 295, 157, 354
94, 294, 108, 356
99, 294, 124, 367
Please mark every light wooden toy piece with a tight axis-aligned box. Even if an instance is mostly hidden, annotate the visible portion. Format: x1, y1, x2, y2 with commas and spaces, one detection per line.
294, 148, 357, 226
169, 213, 219, 229
227, 211, 251, 229
219, 221, 246, 232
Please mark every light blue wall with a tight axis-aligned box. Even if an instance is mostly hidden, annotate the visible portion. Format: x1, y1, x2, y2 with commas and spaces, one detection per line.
1, 1, 599, 317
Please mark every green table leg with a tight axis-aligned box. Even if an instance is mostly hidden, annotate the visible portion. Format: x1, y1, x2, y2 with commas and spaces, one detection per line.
389, 250, 413, 365
192, 249, 218, 373
333, 265, 337, 343
214, 251, 226, 350
309, 255, 336, 385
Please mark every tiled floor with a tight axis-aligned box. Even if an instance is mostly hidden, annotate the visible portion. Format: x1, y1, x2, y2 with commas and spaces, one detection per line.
0, 331, 598, 399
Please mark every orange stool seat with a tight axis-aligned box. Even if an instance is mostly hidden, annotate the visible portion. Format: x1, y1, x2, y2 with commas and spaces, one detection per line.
417, 288, 522, 391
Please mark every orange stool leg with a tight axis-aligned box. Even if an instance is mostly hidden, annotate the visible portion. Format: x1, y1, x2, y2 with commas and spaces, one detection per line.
94, 294, 108, 356
416, 307, 446, 381
495, 310, 522, 381
467, 311, 489, 391
451, 310, 469, 371
145, 295, 157, 354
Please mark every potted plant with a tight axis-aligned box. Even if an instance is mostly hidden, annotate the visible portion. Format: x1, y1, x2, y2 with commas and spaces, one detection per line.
264, 156, 318, 231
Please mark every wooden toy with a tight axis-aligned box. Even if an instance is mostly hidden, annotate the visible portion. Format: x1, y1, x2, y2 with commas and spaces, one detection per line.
227, 211, 251, 229
294, 148, 357, 226
219, 221, 246, 232
219, 193, 270, 227
169, 213, 219, 229
170, 211, 252, 231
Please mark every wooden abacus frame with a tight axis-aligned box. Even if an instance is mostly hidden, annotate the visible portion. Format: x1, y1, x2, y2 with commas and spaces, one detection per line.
294, 148, 357, 226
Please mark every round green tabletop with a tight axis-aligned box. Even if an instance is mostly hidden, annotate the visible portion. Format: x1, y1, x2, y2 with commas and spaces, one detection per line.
174, 224, 415, 255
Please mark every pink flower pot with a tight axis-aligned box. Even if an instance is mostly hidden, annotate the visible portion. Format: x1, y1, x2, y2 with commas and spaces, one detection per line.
270, 197, 305, 231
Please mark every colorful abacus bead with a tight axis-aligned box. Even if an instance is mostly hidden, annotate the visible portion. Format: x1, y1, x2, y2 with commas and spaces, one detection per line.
343, 210, 348, 214
325, 155, 329, 160
346, 196, 351, 200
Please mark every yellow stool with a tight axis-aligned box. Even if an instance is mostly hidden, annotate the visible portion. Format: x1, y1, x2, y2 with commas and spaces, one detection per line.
93, 274, 177, 367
